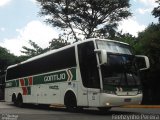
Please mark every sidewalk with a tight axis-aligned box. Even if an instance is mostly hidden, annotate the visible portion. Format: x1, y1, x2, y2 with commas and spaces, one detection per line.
121, 105, 160, 108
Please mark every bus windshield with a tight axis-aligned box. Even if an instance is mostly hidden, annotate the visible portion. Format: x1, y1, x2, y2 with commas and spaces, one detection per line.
101, 53, 141, 87
96, 40, 140, 87
96, 40, 132, 55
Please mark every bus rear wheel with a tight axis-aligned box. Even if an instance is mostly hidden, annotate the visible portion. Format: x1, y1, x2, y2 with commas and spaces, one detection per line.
16, 94, 23, 107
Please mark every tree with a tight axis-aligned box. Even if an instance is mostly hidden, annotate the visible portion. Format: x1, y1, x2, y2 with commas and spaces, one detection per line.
152, 0, 160, 22
49, 37, 70, 50
137, 23, 160, 104
21, 38, 70, 57
0, 47, 17, 71
37, 0, 131, 41
21, 40, 46, 57
138, 23, 160, 58
116, 32, 137, 48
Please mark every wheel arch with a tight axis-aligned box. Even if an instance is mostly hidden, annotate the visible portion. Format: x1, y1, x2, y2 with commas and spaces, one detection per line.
64, 89, 77, 107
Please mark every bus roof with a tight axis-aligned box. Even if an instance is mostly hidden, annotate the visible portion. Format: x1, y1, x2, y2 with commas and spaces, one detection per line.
7, 38, 130, 69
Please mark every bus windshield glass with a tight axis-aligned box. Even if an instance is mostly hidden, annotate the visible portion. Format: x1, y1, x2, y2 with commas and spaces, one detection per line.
101, 53, 141, 87
96, 40, 132, 55
96, 40, 140, 87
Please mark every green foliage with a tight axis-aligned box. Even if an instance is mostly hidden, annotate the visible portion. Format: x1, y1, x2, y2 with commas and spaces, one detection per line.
152, 0, 160, 22
137, 23, 160, 104
21, 37, 70, 57
21, 40, 46, 57
137, 23, 160, 59
37, 0, 131, 41
137, 23, 160, 75
96, 23, 118, 39
16, 55, 30, 63
49, 37, 70, 50
0, 47, 17, 70
116, 33, 136, 45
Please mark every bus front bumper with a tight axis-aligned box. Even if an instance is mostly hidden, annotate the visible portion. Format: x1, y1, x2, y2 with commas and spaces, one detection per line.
100, 93, 142, 107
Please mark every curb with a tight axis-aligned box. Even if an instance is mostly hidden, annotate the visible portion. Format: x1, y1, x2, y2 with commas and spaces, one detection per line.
121, 105, 160, 108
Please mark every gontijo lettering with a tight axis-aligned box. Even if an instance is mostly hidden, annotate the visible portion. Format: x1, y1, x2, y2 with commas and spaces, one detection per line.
44, 73, 66, 82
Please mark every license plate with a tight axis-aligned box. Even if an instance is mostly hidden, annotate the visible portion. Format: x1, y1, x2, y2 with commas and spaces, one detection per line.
124, 98, 131, 102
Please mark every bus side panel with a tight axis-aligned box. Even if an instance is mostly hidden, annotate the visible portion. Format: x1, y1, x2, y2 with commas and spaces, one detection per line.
23, 85, 38, 104
47, 83, 61, 104
5, 88, 11, 102
36, 83, 60, 104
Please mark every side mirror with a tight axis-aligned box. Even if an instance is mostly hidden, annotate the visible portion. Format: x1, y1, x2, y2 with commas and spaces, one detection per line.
135, 55, 150, 71
94, 49, 107, 65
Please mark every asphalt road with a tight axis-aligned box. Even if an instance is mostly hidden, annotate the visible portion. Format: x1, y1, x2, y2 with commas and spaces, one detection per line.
0, 102, 160, 120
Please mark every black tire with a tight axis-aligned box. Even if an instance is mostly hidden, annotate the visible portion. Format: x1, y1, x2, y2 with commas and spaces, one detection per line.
64, 91, 77, 112
12, 93, 17, 105
16, 94, 23, 107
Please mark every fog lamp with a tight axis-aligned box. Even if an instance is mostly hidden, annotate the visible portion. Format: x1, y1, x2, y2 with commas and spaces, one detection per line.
106, 102, 110, 106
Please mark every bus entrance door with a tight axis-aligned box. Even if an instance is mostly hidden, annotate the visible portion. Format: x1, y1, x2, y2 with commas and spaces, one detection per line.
88, 88, 100, 107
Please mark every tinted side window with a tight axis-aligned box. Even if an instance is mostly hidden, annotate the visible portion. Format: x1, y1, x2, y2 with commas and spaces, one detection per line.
6, 47, 76, 80
78, 41, 100, 88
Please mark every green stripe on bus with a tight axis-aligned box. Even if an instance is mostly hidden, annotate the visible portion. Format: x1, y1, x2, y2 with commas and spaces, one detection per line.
33, 70, 68, 85
27, 87, 31, 95
5, 68, 76, 88
6, 80, 18, 88
16, 79, 19, 87
24, 78, 29, 86
69, 68, 76, 80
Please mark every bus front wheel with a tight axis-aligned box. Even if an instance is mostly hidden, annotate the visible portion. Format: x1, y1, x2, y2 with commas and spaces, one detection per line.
64, 91, 77, 111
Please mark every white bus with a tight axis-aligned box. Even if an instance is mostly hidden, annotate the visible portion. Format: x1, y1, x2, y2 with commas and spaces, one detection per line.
5, 38, 150, 111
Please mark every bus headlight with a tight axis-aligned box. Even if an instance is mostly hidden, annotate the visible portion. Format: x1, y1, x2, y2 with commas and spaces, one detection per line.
106, 102, 110, 106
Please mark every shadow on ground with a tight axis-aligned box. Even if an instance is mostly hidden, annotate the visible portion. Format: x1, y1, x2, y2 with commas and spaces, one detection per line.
8, 103, 140, 116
